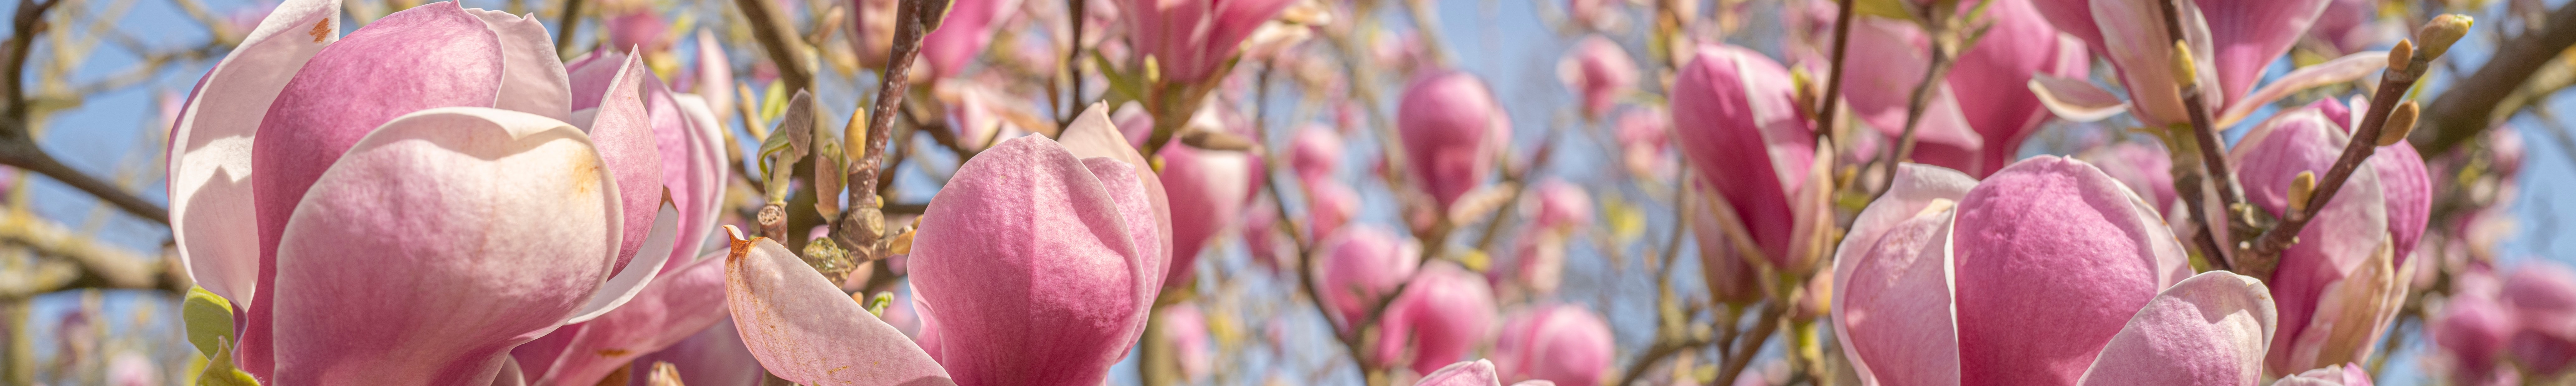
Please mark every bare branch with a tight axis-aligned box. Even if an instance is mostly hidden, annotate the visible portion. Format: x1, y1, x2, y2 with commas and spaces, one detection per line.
2417, 2, 2576, 153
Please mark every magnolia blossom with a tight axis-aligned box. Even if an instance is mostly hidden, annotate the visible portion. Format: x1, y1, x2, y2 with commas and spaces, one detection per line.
1833, 160, 2271, 385
1315, 225, 1423, 330
167, 0, 728, 383
2026, 0, 2378, 130
1377, 262, 1499, 375
1159, 136, 1254, 288
1494, 304, 1613, 386
1670, 44, 1833, 276
1399, 70, 1511, 212
723, 105, 1168, 386
1293, 125, 1342, 184
1613, 107, 1672, 179
1842, 0, 2088, 176
1559, 36, 1637, 120
921, 0, 1018, 77
2229, 101, 2424, 374
2435, 269, 2513, 384
1117, 0, 1295, 83
1498, 180, 1590, 294
2268, 363, 2374, 386
2503, 263, 2576, 376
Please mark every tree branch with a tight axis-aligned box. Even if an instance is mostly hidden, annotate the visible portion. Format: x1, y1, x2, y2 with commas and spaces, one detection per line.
2417, 2, 2576, 154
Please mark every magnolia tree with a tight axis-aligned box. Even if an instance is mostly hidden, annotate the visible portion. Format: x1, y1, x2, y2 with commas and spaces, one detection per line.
5, 0, 2576, 384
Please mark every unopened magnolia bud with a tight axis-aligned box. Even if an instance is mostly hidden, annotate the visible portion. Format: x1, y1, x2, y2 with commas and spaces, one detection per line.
2416, 14, 2474, 61
2288, 171, 2318, 214
2171, 41, 2198, 88
2381, 101, 2420, 147
2388, 40, 2414, 73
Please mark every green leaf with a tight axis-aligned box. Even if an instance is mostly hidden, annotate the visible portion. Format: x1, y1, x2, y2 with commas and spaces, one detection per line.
182, 288, 235, 358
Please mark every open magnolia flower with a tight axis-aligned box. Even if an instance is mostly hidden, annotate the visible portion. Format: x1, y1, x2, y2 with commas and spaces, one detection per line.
1841, 0, 2089, 177
165, 0, 726, 383
2228, 99, 2427, 375
1833, 159, 2274, 385
2026, 0, 2386, 129
723, 105, 1168, 386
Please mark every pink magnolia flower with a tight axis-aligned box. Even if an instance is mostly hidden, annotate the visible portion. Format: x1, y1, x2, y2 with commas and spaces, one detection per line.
510, 252, 732, 386
604, 11, 670, 53
2028, 0, 2358, 128
2268, 363, 2374, 386
2434, 270, 2513, 385
1399, 70, 1511, 213
1670, 44, 1834, 275
1496, 180, 1589, 294
1315, 225, 1422, 329
2503, 262, 2576, 376
921, 0, 1019, 77
1559, 36, 1637, 120
1613, 107, 1672, 179
1835, 160, 2266, 386
2229, 104, 2417, 374
1493, 305, 1613, 386
165, 1, 726, 382
1377, 262, 1499, 375
723, 105, 1167, 386
1306, 179, 1363, 241
1417, 360, 1504, 386
1161, 303, 1218, 381
1159, 139, 1253, 288
1116, 0, 1295, 83
1841, 0, 2088, 177
1293, 125, 1343, 185
848, 0, 899, 68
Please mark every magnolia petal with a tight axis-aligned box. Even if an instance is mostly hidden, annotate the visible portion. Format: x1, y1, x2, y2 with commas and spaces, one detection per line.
569, 202, 680, 324
2372, 142, 2430, 266
691, 29, 735, 125
1057, 103, 1174, 290
2091, 0, 2219, 126
671, 93, 732, 260
724, 233, 954, 386
465, 8, 572, 122
1953, 156, 2195, 385
2214, 51, 2388, 128
538, 252, 729, 386
1672, 44, 1816, 268
1946, 0, 2091, 177
1843, 17, 1983, 155
2074, 271, 2278, 386
910, 135, 1157, 386
493, 357, 526, 386
1833, 163, 1973, 386
2229, 108, 2393, 374
2195, 0, 2333, 102
167, 0, 339, 309
629, 318, 765, 386
580, 54, 669, 275
268, 107, 620, 385
1158, 143, 1252, 288
1416, 360, 1503, 386
2285, 241, 2403, 375
245, 4, 511, 373
2028, 74, 2131, 123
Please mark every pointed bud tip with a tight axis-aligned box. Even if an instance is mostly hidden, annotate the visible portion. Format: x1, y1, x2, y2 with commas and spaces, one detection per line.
2382, 102, 2420, 147
2417, 14, 2474, 60
2171, 40, 2198, 88
2388, 40, 2414, 73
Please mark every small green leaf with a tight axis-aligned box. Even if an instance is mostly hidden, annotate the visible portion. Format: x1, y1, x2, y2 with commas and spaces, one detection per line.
182, 288, 235, 358
866, 292, 893, 317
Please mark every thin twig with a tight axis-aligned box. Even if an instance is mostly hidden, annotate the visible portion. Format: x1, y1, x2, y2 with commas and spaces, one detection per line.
2152, 0, 2246, 269
733, 0, 817, 92
2420, 2, 2576, 153
553, 0, 583, 57
1812, 0, 1856, 143
1713, 303, 1784, 385
2247, 46, 2428, 260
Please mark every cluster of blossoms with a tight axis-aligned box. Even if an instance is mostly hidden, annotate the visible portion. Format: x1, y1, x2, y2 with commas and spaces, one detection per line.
136, 0, 2557, 381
